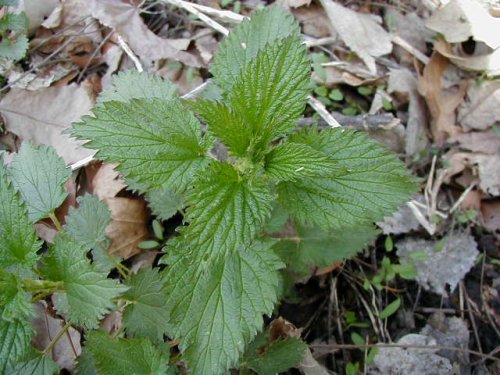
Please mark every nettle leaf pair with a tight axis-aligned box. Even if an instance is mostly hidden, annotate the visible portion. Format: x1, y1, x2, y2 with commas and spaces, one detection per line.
4, 6, 417, 375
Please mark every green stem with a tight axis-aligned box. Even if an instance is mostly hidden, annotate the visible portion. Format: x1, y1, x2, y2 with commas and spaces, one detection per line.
23, 279, 63, 294
48, 212, 63, 232
43, 321, 72, 355
95, 240, 130, 279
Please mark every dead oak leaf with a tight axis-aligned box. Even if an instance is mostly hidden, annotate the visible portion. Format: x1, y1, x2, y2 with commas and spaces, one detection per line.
105, 197, 148, 260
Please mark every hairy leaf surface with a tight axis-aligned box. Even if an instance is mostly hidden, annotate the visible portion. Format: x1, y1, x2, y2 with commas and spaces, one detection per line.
41, 235, 127, 328
211, 6, 299, 91
71, 99, 212, 192
274, 223, 379, 277
0, 270, 34, 321
122, 268, 169, 343
85, 331, 169, 375
190, 100, 252, 157
98, 70, 177, 104
0, 318, 33, 375
7, 143, 71, 222
229, 35, 310, 147
182, 163, 272, 256
145, 185, 184, 221
264, 142, 340, 181
65, 195, 111, 249
12, 350, 59, 375
278, 128, 417, 228
163, 240, 283, 375
0, 164, 41, 269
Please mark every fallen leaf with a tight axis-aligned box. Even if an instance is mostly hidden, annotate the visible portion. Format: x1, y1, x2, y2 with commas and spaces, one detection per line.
318, 0, 392, 74
19, 0, 60, 34
434, 39, 500, 77
470, 153, 500, 196
481, 200, 500, 236
417, 52, 466, 144
448, 129, 500, 154
87, 163, 147, 260
396, 232, 479, 296
105, 197, 148, 259
426, 0, 500, 50
0, 83, 95, 165
292, 2, 333, 38
368, 334, 452, 375
276, 0, 311, 9
388, 68, 429, 156
88, 162, 126, 200
457, 80, 500, 130
377, 200, 422, 234
194, 30, 218, 65
90, 0, 201, 67
385, 8, 431, 56
421, 315, 470, 366
31, 301, 81, 371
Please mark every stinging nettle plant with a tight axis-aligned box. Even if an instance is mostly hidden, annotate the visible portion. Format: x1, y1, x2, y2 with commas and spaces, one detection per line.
0, 6, 416, 375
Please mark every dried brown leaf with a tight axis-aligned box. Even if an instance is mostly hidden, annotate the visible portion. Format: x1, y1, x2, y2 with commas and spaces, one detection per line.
434, 39, 500, 77
388, 68, 428, 156
0, 83, 95, 165
90, 0, 201, 67
417, 53, 466, 144
319, 0, 392, 74
31, 302, 81, 371
426, 0, 500, 49
105, 197, 148, 260
457, 80, 500, 130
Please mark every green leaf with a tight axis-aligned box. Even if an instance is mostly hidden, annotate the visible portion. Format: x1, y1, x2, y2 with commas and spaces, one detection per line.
97, 70, 177, 104
228, 35, 310, 151
0, 23, 28, 60
379, 297, 401, 319
0, 163, 41, 269
75, 348, 98, 375
85, 331, 169, 375
189, 100, 252, 157
0, 0, 18, 6
0, 270, 34, 321
163, 239, 283, 375
278, 128, 417, 229
351, 332, 365, 346
274, 222, 378, 277
263, 204, 289, 234
12, 349, 59, 375
145, 185, 184, 221
211, 6, 299, 92
0, 318, 34, 375
41, 235, 127, 329
71, 99, 212, 192
65, 195, 111, 249
182, 162, 272, 256
264, 142, 340, 181
245, 338, 307, 375
122, 268, 169, 343
7, 143, 71, 222
0, 13, 28, 32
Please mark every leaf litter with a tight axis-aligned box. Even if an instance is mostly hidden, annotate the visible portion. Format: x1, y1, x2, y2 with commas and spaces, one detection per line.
0, 0, 499, 374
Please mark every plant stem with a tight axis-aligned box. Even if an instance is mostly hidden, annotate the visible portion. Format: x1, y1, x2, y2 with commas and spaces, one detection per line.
43, 321, 72, 355
48, 212, 63, 231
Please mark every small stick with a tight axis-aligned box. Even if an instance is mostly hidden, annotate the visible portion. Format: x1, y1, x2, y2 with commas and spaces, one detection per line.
307, 96, 342, 128
392, 35, 430, 65
162, 0, 229, 36
116, 34, 143, 72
